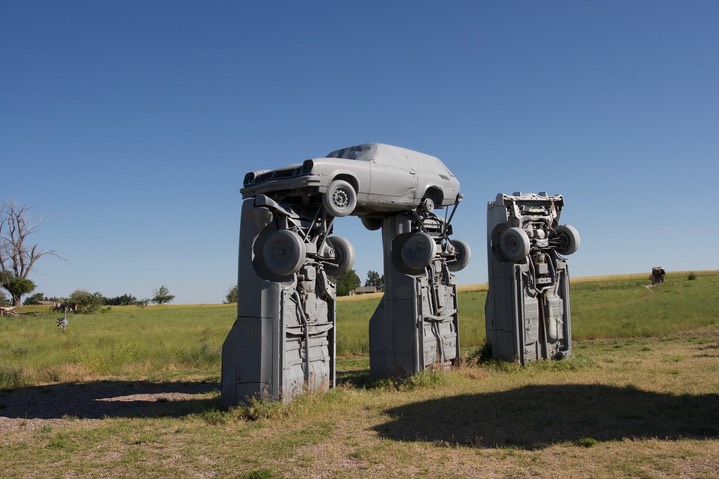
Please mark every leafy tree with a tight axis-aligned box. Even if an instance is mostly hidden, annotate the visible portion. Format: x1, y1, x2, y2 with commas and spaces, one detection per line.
225, 285, 238, 304
365, 270, 384, 291
1, 276, 35, 306
23, 292, 45, 305
0, 201, 61, 305
336, 269, 361, 296
105, 294, 138, 306
69, 290, 105, 314
152, 285, 174, 304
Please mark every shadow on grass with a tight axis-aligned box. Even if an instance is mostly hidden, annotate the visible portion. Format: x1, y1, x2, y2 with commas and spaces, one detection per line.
0, 380, 219, 419
337, 369, 373, 389
374, 384, 719, 449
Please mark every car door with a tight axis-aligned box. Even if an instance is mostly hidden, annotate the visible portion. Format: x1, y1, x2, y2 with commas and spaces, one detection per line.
367, 152, 418, 209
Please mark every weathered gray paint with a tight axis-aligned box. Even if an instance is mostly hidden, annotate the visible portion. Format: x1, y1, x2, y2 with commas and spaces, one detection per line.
369, 212, 462, 379
222, 144, 469, 407
485, 192, 579, 364
221, 196, 337, 406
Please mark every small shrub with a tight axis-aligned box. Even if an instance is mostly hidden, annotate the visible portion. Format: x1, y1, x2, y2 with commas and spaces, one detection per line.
199, 408, 228, 425
68, 290, 105, 314
234, 396, 283, 421
576, 437, 598, 448
242, 469, 276, 479
466, 342, 493, 365
367, 377, 397, 391
48, 433, 70, 449
688, 272, 697, 281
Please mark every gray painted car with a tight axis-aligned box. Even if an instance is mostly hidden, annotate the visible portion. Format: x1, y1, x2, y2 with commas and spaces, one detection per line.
241, 143, 460, 217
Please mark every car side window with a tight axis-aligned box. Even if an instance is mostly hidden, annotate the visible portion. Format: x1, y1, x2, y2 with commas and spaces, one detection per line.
373, 152, 411, 171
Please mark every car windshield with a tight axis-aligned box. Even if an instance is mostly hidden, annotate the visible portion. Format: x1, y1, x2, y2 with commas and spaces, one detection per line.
326, 144, 413, 170
325, 145, 373, 160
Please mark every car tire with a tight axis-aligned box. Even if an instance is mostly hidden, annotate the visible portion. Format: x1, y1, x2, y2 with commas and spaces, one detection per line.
448, 239, 471, 272
421, 197, 435, 212
324, 236, 355, 279
401, 232, 437, 270
499, 227, 530, 262
323, 179, 357, 217
261, 229, 306, 277
555, 224, 580, 256
360, 216, 383, 231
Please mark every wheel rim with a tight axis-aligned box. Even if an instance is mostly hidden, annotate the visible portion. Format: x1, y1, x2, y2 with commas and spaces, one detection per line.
323, 180, 357, 217
331, 187, 351, 209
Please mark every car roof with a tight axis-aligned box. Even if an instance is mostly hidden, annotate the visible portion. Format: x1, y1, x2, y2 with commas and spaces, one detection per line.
325, 143, 454, 175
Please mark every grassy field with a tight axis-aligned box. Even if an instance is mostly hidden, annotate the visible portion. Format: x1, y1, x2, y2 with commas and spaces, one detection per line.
1, 271, 718, 478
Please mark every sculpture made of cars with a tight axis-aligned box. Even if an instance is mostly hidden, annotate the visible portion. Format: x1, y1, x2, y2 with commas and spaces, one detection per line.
485, 192, 580, 364
242, 143, 461, 217
222, 144, 470, 406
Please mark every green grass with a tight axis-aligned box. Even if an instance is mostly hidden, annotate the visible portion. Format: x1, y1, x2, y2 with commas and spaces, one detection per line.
0, 304, 234, 386
338, 270, 719, 355
2, 272, 718, 388
570, 271, 719, 338
1, 326, 717, 478
1, 272, 718, 479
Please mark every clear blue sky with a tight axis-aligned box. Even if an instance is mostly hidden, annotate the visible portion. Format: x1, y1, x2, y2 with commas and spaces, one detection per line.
2, 1, 717, 304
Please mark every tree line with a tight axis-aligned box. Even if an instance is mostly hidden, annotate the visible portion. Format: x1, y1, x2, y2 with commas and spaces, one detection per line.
1, 286, 176, 313
224, 269, 384, 303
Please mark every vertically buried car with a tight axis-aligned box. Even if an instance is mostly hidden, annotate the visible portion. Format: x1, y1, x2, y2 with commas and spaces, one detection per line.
241, 143, 461, 217
486, 192, 580, 364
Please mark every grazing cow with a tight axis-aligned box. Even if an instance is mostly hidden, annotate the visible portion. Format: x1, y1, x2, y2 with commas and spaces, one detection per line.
651, 266, 666, 285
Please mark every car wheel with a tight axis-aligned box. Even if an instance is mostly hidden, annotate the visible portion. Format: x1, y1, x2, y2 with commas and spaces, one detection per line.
323, 179, 357, 217
261, 229, 306, 277
499, 227, 530, 262
554, 224, 580, 255
360, 216, 382, 231
447, 239, 471, 272
401, 232, 437, 270
324, 236, 355, 278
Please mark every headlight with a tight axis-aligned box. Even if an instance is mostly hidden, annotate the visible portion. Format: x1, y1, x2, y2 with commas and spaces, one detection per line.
302, 159, 315, 174
243, 172, 256, 186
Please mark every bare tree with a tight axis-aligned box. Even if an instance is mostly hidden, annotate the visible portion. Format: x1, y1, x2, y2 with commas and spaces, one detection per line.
0, 201, 60, 305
